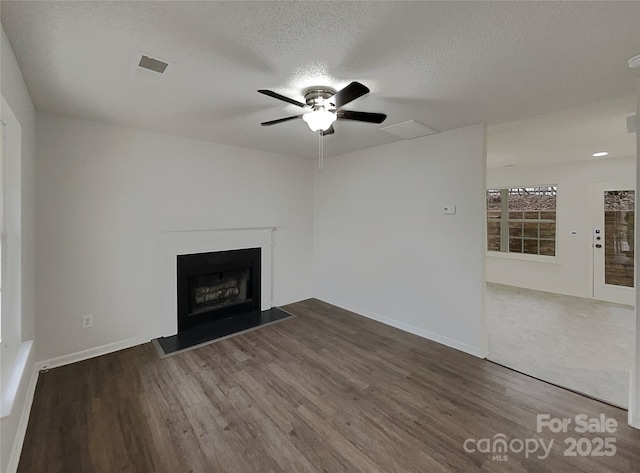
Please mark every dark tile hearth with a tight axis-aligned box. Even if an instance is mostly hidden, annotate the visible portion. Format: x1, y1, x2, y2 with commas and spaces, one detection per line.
154, 307, 292, 356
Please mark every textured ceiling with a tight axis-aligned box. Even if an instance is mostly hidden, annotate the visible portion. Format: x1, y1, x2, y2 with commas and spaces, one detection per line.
487, 95, 637, 168
2, 1, 639, 159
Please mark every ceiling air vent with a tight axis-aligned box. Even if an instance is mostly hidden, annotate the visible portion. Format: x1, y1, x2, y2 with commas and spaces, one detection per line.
130, 51, 171, 84
139, 55, 168, 74
379, 120, 437, 140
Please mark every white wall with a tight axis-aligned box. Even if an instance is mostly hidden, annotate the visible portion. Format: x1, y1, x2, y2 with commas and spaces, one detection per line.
35, 112, 314, 361
1, 26, 37, 473
313, 125, 487, 357
487, 156, 635, 298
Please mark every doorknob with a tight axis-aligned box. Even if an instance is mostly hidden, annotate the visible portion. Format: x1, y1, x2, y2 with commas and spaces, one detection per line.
595, 244, 602, 248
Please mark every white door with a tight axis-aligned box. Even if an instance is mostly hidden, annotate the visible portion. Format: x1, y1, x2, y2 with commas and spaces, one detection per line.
593, 182, 636, 305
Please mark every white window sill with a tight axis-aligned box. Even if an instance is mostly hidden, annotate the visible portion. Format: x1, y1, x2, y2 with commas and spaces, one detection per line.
486, 251, 560, 265
1, 339, 34, 418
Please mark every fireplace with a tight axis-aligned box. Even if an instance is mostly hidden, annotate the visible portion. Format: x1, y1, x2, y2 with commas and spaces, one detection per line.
177, 248, 261, 332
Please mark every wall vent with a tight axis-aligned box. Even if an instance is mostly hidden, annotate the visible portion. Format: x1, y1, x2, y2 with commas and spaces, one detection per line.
379, 120, 438, 140
130, 52, 171, 84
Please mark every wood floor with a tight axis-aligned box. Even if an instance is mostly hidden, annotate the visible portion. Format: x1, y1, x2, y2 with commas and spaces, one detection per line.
18, 299, 640, 472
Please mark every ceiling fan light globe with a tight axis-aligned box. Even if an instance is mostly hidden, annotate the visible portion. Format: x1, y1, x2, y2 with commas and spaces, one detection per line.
303, 110, 337, 132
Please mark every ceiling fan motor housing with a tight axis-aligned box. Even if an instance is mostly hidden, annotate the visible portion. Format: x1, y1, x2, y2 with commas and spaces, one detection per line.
304, 88, 336, 111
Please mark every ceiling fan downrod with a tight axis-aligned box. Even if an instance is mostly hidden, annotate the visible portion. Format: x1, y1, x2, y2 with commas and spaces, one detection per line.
318, 130, 324, 172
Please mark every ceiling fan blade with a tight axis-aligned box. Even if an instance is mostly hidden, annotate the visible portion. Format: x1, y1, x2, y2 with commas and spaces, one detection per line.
331, 82, 370, 108
337, 110, 387, 124
258, 89, 307, 108
261, 115, 303, 126
322, 125, 335, 136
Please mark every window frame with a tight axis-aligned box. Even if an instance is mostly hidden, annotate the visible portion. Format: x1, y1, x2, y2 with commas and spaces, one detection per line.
486, 185, 558, 261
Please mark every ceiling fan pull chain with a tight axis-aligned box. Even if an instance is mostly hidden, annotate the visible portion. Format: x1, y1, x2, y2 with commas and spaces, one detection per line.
318, 131, 324, 172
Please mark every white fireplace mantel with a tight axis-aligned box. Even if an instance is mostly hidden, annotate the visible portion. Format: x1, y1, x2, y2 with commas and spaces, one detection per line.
156, 226, 276, 337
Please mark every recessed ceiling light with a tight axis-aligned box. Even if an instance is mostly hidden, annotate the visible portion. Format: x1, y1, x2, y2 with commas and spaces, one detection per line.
592, 152, 608, 157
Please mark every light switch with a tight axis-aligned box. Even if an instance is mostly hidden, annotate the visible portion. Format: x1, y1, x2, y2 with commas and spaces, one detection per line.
443, 205, 456, 215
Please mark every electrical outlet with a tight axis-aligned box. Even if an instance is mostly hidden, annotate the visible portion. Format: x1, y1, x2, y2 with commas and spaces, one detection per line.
82, 314, 94, 329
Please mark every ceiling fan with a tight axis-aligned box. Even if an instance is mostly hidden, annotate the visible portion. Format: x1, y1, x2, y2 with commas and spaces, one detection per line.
258, 82, 387, 135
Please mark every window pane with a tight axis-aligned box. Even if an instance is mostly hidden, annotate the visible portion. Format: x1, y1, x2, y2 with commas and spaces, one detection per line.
539, 240, 556, 256
523, 239, 539, 255
509, 187, 556, 208
539, 223, 555, 239
487, 189, 502, 210
605, 190, 634, 211
488, 236, 501, 251
509, 222, 522, 237
487, 189, 503, 252
539, 188, 557, 211
508, 188, 540, 211
523, 222, 538, 238
509, 238, 523, 253
604, 190, 634, 287
487, 221, 501, 237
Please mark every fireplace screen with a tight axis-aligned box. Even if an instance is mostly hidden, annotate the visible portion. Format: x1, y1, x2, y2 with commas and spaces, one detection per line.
177, 247, 261, 332
190, 269, 250, 316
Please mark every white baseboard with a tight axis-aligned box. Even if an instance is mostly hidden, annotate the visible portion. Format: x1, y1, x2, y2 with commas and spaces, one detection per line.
317, 297, 487, 358
630, 410, 640, 429
630, 403, 639, 429
37, 335, 151, 371
5, 364, 39, 473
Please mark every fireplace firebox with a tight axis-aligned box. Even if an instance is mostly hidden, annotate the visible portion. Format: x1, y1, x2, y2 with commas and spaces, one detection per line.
177, 248, 261, 332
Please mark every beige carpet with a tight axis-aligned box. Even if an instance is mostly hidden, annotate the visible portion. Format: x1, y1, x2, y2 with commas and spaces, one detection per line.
486, 282, 635, 408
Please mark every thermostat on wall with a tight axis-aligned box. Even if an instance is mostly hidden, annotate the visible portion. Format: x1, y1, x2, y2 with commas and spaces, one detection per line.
443, 205, 456, 215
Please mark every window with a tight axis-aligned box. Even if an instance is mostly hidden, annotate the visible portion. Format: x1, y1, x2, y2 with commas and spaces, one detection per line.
0, 95, 26, 348
487, 186, 557, 256
1, 95, 34, 420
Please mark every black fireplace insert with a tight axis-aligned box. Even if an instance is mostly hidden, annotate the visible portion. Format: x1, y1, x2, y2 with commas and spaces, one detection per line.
177, 248, 261, 332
